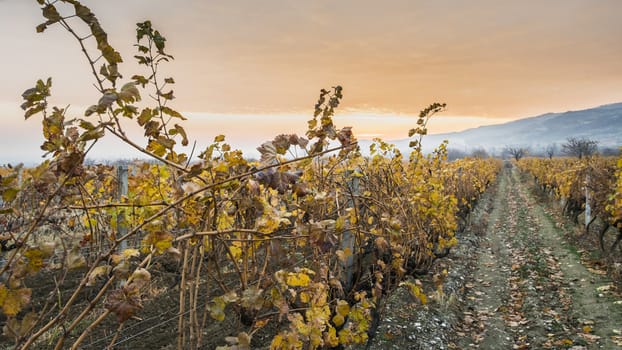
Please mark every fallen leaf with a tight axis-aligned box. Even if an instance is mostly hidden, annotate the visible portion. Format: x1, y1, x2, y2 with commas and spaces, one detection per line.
579, 333, 601, 342
596, 285, 613, 292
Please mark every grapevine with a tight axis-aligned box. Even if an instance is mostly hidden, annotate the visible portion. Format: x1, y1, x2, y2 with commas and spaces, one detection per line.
518, 156, 620, 253
0, 2, 502, 349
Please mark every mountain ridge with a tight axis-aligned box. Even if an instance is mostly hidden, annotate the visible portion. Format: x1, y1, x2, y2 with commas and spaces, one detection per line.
362, 102, 622, 155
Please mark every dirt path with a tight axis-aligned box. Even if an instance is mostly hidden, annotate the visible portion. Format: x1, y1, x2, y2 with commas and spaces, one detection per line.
456, 166, 622, 349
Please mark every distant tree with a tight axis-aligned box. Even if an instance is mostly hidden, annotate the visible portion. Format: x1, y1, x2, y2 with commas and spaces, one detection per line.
561, 137, 598, 159
600, 147, 621, 157
470, 148, 489, 159
544, 143, 557, 159
504, 146, 528, 161
447, 148, 467, 161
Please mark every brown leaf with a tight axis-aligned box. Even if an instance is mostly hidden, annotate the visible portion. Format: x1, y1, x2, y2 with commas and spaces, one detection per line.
3, 312, 38, 339
66, 246, 86, 270
257, 141, 277, 164
105, 287, 143, 323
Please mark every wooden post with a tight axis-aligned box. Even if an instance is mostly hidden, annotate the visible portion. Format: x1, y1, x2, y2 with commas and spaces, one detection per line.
117, 165, 129, 251
17, 167, 23, 187
341, 171, 359, 292
584, 174, 591, 229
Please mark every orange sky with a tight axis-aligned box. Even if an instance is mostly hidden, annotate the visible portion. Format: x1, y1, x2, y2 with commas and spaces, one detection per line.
1, 0, 621, 162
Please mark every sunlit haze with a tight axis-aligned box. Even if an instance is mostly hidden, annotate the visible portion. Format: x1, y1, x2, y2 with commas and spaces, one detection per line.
1, 0, 621, 163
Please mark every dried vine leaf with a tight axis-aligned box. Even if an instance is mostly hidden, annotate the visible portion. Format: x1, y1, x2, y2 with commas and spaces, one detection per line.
105, 285, 143, 323
118, 82, 141, 103
140, 231, 173, 254
2, 312, 38, 339
66, 246, 87, 270
0, 284, 32, 317
257, 141, 277, 164
128, 268, 151, 289
87, 265, 112, 286
23, 248, 46, 273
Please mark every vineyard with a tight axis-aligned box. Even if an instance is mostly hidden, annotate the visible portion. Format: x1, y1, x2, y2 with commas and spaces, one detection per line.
518, 156, 622, 255
0, 1, 506, 349
2, 1, 622, 350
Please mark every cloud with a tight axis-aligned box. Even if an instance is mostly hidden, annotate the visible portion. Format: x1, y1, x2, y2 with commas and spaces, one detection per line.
1, 0, 621, 164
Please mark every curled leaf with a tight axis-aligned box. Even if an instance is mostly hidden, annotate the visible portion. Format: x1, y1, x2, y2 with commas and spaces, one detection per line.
87, 265, 112, 286
118, 82, 141, 103
66, 246, 86, 270
128, 268, 151, 289
98, 92, 117, 108
105, 286, 142, 323
257, 141, 277, 164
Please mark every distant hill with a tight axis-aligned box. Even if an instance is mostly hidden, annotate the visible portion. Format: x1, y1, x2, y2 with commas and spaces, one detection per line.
361, 102, 622, 156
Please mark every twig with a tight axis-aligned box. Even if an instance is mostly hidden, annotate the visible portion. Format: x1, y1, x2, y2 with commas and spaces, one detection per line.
69, 309, 111, 350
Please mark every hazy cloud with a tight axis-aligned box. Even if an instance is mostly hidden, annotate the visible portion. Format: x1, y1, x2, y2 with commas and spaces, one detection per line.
1, 0, 621, 162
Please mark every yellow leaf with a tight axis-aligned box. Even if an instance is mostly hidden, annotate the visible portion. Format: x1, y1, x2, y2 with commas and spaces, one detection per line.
324, 326, 339, 347
286, 272, 311, 287
335, 216, 346, 231
0, 285, 32, 317
336, 300, 350, 316
310, 329, 322, 347
122, 248, 140, 259
141, 231, 173, 254
270, 334, 283, 349
254, 318, 270, 329
213, 162, 229, 173
338, 328, 352, 344
208, 297, 226, 321
87, 265, 111, 286
256, 214, 280, 234
229, 245, 242, 261
0, 285, 7, 305
216, 212, 235, 231
332, 314, 345, 327
24, 249, 45, 273
400, 280, 427, 305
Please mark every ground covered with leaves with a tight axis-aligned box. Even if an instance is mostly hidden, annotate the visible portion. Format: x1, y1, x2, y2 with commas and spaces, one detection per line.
366, 165, 622, 350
